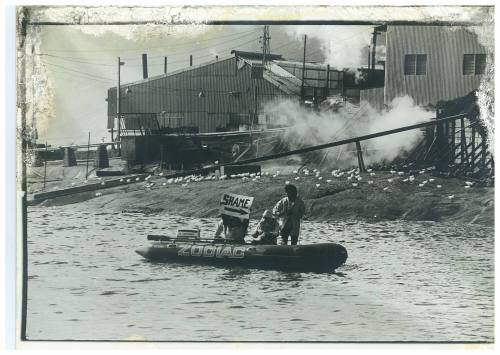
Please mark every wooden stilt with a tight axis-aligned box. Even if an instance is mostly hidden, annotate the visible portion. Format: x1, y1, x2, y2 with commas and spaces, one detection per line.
355, 141, 367, 173
471, 126, 476, 173
460, 118, 467, 166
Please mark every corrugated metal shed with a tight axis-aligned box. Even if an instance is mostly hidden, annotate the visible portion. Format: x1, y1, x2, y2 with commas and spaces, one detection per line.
384, 25, 486, 107
108, 56, 292, 133
108, 51, 350, 133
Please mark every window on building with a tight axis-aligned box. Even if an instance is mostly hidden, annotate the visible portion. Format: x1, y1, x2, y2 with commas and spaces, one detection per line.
404, 54, 427, 75
463, 54, 486, 75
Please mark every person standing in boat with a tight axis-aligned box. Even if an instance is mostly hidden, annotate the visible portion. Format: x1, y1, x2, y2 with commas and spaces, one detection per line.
213, 214, 248, 244
272, 184, 306, 245
251, 209, 279, 245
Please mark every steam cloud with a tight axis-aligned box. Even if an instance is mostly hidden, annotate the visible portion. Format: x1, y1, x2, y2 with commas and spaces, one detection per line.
285, 25, 373, 69
263, 96, 433, 168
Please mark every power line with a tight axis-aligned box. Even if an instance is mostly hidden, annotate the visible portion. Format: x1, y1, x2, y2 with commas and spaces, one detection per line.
41, 27, 261, 54
41, 60, 116, 83
47, 70, 113, 92
120, 32, 261, 62
37, 34, 260, 72
38, 54, 116, 67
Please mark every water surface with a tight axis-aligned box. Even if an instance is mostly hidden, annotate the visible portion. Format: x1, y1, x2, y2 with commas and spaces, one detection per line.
26, 206, 494, 342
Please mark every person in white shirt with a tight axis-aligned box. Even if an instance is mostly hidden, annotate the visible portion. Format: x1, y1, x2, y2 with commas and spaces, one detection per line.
272, 184, 306, 245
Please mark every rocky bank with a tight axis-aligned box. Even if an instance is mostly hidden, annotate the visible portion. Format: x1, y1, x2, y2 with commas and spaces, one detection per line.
33, 163, 494, 226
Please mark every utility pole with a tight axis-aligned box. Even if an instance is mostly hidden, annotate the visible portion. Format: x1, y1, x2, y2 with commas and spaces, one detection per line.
261, 25, 270, 67
301, 34, 307, 103
117, 57, 124, 156
367, 45, 371, 69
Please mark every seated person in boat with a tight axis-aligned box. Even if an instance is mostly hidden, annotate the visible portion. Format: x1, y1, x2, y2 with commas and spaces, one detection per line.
251, 209, 279, 245
213, 214, 249, 244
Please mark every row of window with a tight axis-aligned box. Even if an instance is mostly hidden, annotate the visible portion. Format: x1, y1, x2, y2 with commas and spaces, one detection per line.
404, 53, 486, 76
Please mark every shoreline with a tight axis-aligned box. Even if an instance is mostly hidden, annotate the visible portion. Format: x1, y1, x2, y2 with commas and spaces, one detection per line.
30, 166, 494, 226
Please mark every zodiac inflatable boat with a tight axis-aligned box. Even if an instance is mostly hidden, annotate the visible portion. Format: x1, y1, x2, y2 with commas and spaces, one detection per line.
136, 235, 348, 273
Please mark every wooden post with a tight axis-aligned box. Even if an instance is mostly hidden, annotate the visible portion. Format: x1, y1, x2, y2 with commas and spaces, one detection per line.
371, 29, 378, 69
117, 57, 124, 156
355, 141, 367, 173
481, 134, 487, 167
164, 56, 167, 74
86, 132, 90, 178
471, 126, 476, 173
451, 119, 456, 158
190, 55, 193, 66
460, 118, 466, 165
325, 64, 330, 98
43, 141, 48, 191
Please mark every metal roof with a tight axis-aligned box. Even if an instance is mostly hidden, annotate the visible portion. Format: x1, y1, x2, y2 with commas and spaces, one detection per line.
231, 50, 283, 61
116, 50, 336, 97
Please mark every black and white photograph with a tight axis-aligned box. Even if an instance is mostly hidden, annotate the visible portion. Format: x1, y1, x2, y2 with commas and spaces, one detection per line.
9, 3, 495, 347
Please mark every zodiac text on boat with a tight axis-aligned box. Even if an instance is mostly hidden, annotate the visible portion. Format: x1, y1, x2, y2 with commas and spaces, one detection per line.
177, 245, 246, 258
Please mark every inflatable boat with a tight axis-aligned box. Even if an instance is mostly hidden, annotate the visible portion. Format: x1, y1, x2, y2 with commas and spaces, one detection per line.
136, 235, 348, 273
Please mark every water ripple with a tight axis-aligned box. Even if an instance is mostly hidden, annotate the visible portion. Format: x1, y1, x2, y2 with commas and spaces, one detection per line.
26, 206, 494, 342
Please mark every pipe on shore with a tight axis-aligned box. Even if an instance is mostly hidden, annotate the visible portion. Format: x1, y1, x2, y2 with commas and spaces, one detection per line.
162, 113, 468, 180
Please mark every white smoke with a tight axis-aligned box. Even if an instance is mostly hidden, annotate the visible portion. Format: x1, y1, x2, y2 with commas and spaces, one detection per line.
285, 25, 373, 69
263, 96, 433, 168
467, 25, 495, 156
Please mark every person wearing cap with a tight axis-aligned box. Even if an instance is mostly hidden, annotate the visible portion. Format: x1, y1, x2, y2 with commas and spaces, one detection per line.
251, 209, 279, 245
272, 184, 306, 245
213, 214, 248, 244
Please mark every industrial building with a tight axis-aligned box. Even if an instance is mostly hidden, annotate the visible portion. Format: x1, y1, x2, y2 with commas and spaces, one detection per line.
106, 49, 354, 167
356, 24, 492, 178
107, 50, 351, 136
106, 24, 490, 171
360, 25, 488, 110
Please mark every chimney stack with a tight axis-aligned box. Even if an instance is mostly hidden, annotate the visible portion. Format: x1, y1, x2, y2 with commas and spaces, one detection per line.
142, 53, 148, 79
